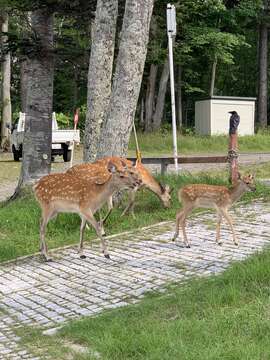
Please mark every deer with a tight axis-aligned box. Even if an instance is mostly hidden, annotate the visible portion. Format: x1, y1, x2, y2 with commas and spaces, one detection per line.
172, 173, 256, 248
68, 157, 172, 218
34, 160, 142, 261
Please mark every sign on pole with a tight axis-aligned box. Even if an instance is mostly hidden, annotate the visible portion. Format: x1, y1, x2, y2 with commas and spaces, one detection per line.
167, 3, 178, 172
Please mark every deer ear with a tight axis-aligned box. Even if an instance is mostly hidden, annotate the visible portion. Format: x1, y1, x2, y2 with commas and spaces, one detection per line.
107, 161, 116, 173
237, 172, 241, 180
120, 159, 127, 168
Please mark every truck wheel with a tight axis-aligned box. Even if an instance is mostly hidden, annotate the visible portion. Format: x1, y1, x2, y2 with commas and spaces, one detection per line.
63, 147, 72, 162
12, 145, 21, 161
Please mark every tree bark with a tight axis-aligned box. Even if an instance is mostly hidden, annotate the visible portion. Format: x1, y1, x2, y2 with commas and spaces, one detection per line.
20, 59, 28, 113
140, 95, 145, 129
97, 0, 154, 158
257, 22, 268, 127
209, 57, 217, 97
152, 58, 169, 131
1, 12, 12, 151
83, 0, 118, 162
176, 65, 183, 131
144, 63, 158, 132
16, 8, 54, 190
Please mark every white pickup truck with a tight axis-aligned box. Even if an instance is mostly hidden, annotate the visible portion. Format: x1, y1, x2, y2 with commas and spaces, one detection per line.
11, 112, 80, 162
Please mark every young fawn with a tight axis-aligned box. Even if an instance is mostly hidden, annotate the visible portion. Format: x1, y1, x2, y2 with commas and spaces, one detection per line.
34, 161, 141, 261
172, 174, 256, 247
69, 157, 172, 218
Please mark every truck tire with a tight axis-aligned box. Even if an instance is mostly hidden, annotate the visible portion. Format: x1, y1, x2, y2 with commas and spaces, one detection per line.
63, 146, 72, 162
12, 145, 21, 161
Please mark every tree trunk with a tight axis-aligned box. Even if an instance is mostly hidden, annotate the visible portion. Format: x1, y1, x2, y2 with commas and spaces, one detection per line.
176, 65, 183, 131
16, 9, 54, 191
83, 0, 118, 162
97, 0, 154, 158
140, 95, 145, 129
73, 64, 78, 111
152, 58, 169, 131
1, 12, 12, 151
20, 59, 28, 113
209, 57, 217, 97
144, 64, 158, 132
257, 22, 268, 128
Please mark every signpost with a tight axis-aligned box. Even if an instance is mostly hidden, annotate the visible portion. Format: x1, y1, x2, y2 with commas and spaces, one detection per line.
166, 3, 178, 172
69, 108, 79, 168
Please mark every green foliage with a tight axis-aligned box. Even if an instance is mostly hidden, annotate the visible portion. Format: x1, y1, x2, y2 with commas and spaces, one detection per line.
128, 131, 270, 156
55, 112, 71, 128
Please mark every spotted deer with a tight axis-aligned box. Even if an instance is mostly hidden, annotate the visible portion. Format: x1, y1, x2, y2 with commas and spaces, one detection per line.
34, 161, 141, 261
172, 173, 256, 247
68, 157, 172, 218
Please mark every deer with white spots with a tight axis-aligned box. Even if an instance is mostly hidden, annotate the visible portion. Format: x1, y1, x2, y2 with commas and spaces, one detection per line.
172, 173, 256, 247
68, 157, 172, 218
34, 161, 141, 261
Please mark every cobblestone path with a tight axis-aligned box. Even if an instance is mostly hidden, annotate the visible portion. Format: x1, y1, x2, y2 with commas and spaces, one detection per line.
0, 200, 270, 359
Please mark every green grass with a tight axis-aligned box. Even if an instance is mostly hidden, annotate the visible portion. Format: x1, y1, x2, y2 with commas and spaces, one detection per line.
19, 249, 270, 359
128, 131, 270, 156
0, 172, 269, 263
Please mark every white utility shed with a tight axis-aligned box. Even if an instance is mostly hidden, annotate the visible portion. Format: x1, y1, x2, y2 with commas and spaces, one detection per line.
195, 96, 256, 136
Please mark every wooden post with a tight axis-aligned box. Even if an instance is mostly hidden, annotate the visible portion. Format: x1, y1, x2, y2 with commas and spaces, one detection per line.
228, 111, 240, 185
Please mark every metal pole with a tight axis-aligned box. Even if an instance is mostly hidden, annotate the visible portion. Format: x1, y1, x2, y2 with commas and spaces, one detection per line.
168, 34, 178, 171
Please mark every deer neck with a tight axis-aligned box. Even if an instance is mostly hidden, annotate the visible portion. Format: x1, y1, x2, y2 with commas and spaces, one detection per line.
146, 179, 163, 198
90, 179, 119, 211
229, 181, 247, 203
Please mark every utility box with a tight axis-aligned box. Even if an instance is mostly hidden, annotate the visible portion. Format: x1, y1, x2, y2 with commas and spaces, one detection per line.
195, 96, 256, 136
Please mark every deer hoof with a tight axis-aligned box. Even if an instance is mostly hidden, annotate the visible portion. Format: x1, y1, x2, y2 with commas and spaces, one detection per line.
80, 254, 86, 259
217, 241, 223, 246
44, 256, 53, 262
186, 244, 191, 248
104, 254, 110, 259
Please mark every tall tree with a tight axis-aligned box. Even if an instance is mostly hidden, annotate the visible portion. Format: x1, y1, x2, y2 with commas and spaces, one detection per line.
16, 7, 54, 191
144, 63, 158, 132
257, 0, 268, 128
152, 58, 170, 131
83, 0, 118, 162
97, 0, 154, 158
0, 11, 12, 151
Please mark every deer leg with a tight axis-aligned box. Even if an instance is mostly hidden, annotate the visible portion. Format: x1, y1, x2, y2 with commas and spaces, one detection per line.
220, 208, 238, 246
81, 209, 110, 259
121, 190, 136, 218
172, 209, 185, 241
216, 212, 223, 245
78, 217, 87, 258
173, 205, 193, 247
40, 208, 56, 262
101, 196, 113, 225
181, 217, 190, 248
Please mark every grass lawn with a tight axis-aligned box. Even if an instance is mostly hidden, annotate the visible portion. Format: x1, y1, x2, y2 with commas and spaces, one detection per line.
19, 249, 270, 360
128, 131, 270, 156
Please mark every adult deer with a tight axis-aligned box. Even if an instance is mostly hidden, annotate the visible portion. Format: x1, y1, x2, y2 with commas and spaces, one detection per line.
68, 157, 172, 218
172, 173, 256, 247
34, 161, 141, 261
